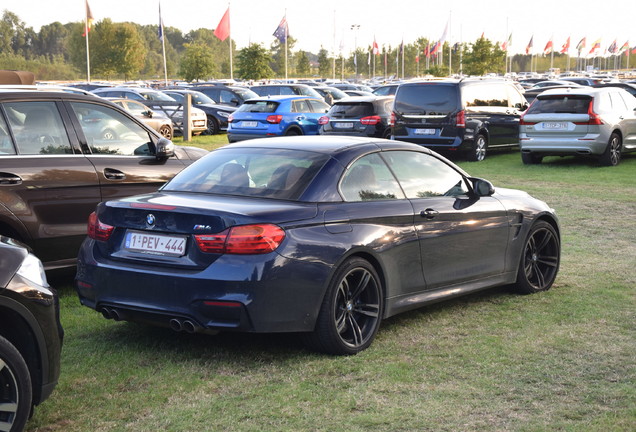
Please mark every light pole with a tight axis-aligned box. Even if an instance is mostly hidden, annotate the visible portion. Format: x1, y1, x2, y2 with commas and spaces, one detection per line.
351, 24, 360, 80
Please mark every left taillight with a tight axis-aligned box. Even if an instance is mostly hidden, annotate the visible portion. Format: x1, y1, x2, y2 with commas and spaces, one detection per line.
195, 224, 285, 255
227, 114, 234, 123
318, 116, 329, 125
266, 115, 283, 124
360, 115, 381, 125
87, 211, 114, 242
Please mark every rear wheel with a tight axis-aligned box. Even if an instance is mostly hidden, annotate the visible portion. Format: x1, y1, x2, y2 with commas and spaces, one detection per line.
514, 221, 560, 294
285, 129, 301, 136
158, 125, 172, 139
599, 132, 622, 166
0, 335, 32, 432
521, 152, 543, 165
304, 257, 383, 355
467, 133, 487, 162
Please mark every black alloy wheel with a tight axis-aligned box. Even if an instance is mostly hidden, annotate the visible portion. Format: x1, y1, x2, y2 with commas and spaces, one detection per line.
206, 116, 219, 135
305, 257, 383, 355
599, 132, 622, 166
0, 335, 32, 432
515, 221, 560, 294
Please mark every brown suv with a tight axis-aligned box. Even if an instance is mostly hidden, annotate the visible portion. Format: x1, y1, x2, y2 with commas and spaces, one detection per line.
0, 90, 207, 270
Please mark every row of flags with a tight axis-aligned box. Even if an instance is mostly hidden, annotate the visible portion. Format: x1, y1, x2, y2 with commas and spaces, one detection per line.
212, 6, 289, 44
521, 35, 634, 56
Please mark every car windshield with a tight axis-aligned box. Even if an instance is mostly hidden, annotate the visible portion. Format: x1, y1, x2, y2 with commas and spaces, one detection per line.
168, 92, 216, 105
527, 95, 591, 114
232, 87, 258, 100
139, 91, 177, 102
162, 147, 330, 200
236, 100, 280, 113
394, 84, 458, 115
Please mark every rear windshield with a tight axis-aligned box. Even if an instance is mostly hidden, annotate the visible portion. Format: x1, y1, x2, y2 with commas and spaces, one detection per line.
527, 95, 591, 114
394, 84, 459, 115
328, 102, 374, 118
163, 148, 330, 200
236, 100, 280, 113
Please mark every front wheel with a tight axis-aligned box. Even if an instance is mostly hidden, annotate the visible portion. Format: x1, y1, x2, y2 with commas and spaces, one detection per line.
158, 125, 173, 139
0, 335, 33, 432
599, 132, 622, 166
514, 221, 560, 294
205, 116, 219, 135
304, 257, 383, 355
467, 133, 487, 162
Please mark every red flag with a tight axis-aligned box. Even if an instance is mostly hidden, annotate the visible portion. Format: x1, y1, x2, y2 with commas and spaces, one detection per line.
372, 38, 379, 55
82, 0, 94, 37
424, 43, 430, 58
619, 41, 629, 54
525, 36, 533, 55
560, 37, 570, 54
214, 7, 230, 41
543, 38, 553, 55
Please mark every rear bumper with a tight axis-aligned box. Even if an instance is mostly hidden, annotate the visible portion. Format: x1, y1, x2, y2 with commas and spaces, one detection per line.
520, 135, 607, 155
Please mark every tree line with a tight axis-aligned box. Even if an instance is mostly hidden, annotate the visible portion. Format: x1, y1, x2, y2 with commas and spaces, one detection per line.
0, 9, 586, 82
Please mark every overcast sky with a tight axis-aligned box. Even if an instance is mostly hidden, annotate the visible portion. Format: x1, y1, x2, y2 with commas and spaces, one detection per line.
6, 0, 635, 56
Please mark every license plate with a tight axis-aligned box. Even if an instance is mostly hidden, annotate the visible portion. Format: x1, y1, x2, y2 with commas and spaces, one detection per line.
414, 128, 436, 135
542, 122, 568, 130
334, 122, 354, 128
124, 231, 187, 256
242, 121, 258, 128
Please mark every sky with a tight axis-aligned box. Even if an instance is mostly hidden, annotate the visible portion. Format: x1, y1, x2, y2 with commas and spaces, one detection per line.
5, 0, 636, 56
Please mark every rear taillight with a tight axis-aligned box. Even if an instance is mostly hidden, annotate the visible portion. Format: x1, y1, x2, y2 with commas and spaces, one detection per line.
266, 115, 283, 124
390, 112, 396, 126
519, 114, 536, 126
195, 224, 285, 255
318, 116, 329, 125
227, 114, 234, 123
456, 110, 466, 127
87, 211, 114, 242
575, 101, 602, 125
360, 115, 381, 125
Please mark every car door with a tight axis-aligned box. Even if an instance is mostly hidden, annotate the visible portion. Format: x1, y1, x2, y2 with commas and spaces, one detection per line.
64, 100, 188, 201
382, 150, 510, 289
613, 91, 636, 148
0, 99, 101, 267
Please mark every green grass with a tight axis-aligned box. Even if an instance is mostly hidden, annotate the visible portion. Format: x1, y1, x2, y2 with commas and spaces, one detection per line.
28, 145, 635, 431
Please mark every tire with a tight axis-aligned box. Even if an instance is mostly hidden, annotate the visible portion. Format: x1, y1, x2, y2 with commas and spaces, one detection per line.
467, 133, 487, 162
158, 125, 173, 140
304, 257, 383, 355
285, 129, 301, 136
205, 116, 219, 135
514, 221, 560, 294
599, 132, 622, 166
0, 335, 32, 432
521, 152, 543, 165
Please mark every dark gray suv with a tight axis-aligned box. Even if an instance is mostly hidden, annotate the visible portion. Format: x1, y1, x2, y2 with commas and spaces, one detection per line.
392, 79, 528, 161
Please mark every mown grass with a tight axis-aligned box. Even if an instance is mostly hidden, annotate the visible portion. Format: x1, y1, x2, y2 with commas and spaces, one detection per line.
28, 141, 635, 431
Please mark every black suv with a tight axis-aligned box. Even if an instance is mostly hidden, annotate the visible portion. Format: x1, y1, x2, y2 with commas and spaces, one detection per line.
0, 236, 62, 431
393, 79, 528, 161
188, 85, 258, 108
319, 95, 394, 138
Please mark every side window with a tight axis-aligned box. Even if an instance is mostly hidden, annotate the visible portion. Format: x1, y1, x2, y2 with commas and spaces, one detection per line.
383, 151, 469, 198
4, 101, 73, 155
609, 92, 628, 112
308, 99, 329, 113
340, 153, 404, 202
219, 90, 234, 104
292, 100, 311, 113
70, 102, 153, 156
0, 113, 15, 155
279, 87, 295, 95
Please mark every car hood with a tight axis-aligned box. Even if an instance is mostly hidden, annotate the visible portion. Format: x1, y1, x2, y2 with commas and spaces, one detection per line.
174, 146, 209, 161
492, 187, 532, 199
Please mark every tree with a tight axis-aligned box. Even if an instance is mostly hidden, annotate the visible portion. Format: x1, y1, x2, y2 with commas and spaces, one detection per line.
463, 37, 505, 76
34, 22, 69, 61
180, 42, 216, 82
317, 47, 330, 77
296, 50, 310, 76
270, 36, 296, 77
0, 11, 35, 58
236, 43, 273, 80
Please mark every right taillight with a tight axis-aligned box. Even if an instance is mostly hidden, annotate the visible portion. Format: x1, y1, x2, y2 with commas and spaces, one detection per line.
87, 212, 114, 242
318, 116, 329, 125
195, 224, 285, 255
573, 100, 603, 125
519, 114, 536, 126
266, 115, 283, 124
456, 110, 466, 127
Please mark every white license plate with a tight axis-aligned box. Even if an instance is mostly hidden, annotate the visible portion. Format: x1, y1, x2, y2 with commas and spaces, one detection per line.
242, 121, 258, 128
414, 128, 436, 135
124, 231, 187, 256
334, 122, 354, 128
542, 122, 568, 130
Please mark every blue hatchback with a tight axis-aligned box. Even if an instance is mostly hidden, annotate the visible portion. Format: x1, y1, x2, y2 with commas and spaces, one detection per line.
227, 95, 330, 142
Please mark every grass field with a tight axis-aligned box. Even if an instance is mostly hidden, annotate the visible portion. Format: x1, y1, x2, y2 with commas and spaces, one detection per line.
28, 137, 635, 432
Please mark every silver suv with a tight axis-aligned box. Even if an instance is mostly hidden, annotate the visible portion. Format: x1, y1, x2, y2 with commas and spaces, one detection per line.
519, 87, 636, 166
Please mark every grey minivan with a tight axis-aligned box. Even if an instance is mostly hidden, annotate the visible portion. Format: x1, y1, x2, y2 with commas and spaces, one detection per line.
519, 87, 636, 166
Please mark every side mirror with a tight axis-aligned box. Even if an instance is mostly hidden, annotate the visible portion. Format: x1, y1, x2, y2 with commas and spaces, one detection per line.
230, 98, 240, 106
515, 102, 529, 111
143, 110, 153, 118
155, 137, 175, 160
469, 177, 495, 197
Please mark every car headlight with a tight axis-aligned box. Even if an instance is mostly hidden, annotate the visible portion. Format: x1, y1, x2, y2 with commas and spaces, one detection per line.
218, 111, 231, 118
17, 253, 49, 288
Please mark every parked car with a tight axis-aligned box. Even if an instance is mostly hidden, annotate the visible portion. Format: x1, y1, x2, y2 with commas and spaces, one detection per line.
312, 86, 349, 105
529, 80, 582, 89
592, 82, 636, 99
0, 236, 63, 431
250, 83, 323, 99
227, 95, 330, 142
560, 77, 602, 86
344, 90, 375, 97
372, 83, 400, 96
188, 85, 258, 108
107, 98, 174, 139
91, 87, 207, 135
319, 95, 394, 138
75, 136, 561, 355
0, 90, 207, 270
331, 83, 374, 93
162, 89, 236, 135
519, 87, 636, 166
393, 79, 528, 161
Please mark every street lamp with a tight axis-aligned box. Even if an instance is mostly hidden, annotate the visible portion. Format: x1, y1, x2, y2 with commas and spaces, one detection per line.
350, 24, 360, 79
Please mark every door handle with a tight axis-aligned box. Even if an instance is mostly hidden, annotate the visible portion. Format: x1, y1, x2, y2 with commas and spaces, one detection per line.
420, 208, 439, 219
0, 173, 22, 185
296, 116, 305, 121
104, 168, 126, 180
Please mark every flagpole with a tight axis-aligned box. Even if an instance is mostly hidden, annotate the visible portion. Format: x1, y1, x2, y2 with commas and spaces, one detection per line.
449, 11, 452, 75
284, 9, 288, 81
84, 2, 91, 82
229, 3, 233, 80
159, 2, 168, 87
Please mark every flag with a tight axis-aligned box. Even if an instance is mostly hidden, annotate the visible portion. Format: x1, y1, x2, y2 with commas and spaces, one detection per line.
501, 33, 512, 51
608, 39, 617, 54
273, 16, 288, 43
589, 39, 601, 55
214, 7, 230, 41
438, 21, 449, 45
525, 35, 533, 55
543, 37, 553, 55
158, 3, 164, 41
631, 46, 636, 55
619, 41, 629, 54
415, 54, 419, 63
82, 0, 94, 37
424, 43, 430, 58
560, 36, 570, 54
399, 39, 404, 54
576, 37, 586, 52
430, 41, 440, 56
372, 38, 379, 55
367, 50, 370, 65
